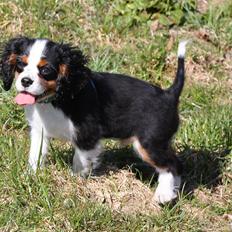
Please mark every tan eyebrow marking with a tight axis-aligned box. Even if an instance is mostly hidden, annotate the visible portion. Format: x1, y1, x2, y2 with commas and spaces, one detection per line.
43, 80, 56, 91
40, 79, 56, 92
38, 58, 48, 67
9, 54, 28, 66
8, 53, 17, 65
21, 55, 28, 64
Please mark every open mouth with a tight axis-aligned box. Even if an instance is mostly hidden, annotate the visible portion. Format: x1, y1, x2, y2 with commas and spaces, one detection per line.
15, 91, 55, 106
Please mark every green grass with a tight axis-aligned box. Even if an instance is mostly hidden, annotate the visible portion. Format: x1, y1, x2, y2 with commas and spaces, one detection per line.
0, 0, 232, 231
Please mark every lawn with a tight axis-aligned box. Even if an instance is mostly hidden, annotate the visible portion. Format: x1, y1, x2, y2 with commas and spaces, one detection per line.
0, 0, 231, 231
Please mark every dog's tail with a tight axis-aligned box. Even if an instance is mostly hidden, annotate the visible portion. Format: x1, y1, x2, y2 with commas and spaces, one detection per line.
167, 40, 188, 101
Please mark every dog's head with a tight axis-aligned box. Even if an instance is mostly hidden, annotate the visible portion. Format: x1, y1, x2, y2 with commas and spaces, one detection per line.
0, 36, 87, 105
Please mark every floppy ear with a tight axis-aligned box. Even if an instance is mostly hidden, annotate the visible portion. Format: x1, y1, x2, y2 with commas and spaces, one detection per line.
55, 43, 90, 100
0, 37, 30, 91
57, 43, 88, 78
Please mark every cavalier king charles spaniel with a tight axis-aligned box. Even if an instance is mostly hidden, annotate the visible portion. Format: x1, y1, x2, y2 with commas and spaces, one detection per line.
0, 37, 188, 204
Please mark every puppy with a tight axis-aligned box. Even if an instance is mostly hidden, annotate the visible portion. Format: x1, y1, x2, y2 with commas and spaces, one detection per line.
0, 37, 187, 204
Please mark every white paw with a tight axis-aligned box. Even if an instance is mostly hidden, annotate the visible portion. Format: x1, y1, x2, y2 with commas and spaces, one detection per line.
154, 185, 178, 204
80, 166, 93, 178
72, 165, 91, 178
153, 172, 181, 204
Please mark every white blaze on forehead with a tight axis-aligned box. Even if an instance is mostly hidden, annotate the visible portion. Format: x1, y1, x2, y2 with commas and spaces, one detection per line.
27, 39, 47, 67
15, 39, 48, 95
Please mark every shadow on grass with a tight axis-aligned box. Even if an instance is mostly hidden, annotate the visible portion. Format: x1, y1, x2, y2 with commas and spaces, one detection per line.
53, 144, 230, 196
95, 146, 230, 196
95, 147, 157, 182
178, 147, 230, 195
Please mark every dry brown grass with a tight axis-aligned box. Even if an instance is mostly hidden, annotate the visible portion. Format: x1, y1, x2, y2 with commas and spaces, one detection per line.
51, 168, 160, 216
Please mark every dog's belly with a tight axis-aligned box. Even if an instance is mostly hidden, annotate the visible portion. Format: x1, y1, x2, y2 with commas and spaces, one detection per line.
25, 104, 76, 141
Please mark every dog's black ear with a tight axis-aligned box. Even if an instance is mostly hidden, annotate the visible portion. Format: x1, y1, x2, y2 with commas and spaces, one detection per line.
57, 43, 88, 78
55, 43, 90, 101
0, 37, 30, 91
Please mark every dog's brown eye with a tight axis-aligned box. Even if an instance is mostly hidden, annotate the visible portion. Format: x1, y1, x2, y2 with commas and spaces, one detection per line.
39, 65, 57, 81
40, 66, 51, 76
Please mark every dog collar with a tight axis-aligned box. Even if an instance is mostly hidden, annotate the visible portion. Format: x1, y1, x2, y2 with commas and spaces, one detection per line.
36, 92, 56, 104
37, 79, 95, 104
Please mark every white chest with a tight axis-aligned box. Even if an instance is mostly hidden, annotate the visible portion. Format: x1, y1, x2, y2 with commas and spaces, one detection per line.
25, 103, 76, 141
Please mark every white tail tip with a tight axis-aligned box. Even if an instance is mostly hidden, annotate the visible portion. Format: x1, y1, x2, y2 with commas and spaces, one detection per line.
178, 40, 189, 58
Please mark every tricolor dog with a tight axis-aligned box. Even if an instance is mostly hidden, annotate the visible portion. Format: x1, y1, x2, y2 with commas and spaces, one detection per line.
0, 37, 188, 204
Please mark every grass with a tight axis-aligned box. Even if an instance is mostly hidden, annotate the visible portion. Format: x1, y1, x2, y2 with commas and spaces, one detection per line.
0, 0, 232, 231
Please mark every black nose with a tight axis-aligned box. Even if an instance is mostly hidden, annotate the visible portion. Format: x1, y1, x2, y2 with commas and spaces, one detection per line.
21, 78, 33, 87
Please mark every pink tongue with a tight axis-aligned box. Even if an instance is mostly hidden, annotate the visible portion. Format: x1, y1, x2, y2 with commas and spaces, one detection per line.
15, 92, 36, 106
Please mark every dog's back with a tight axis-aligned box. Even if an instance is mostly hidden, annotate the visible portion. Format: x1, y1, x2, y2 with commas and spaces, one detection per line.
91, 41, 187, 141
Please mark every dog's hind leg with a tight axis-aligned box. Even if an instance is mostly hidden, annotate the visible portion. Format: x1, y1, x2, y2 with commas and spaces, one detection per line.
72, 142, 102, 177
133, 137, 182, 204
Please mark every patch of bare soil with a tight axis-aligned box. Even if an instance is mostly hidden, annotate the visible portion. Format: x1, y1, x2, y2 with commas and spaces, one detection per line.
194, 186, 231, 207
84, 170, 160, 215
51, 168, 160, 215
50, 164, 231, 230
183, 202, 230, 232
184, 185, 232, 231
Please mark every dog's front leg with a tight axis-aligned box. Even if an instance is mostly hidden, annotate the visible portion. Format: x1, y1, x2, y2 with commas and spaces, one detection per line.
72, 143, 102, 177
28, 128, 49, 172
